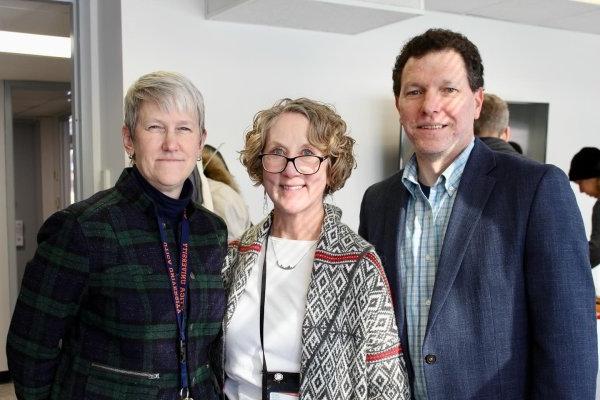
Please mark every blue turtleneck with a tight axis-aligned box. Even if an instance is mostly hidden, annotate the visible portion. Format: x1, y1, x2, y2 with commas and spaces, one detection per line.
131, 165, 193, 228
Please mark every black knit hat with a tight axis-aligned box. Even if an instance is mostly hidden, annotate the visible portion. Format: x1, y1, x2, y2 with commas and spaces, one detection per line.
569, 147, 600, 181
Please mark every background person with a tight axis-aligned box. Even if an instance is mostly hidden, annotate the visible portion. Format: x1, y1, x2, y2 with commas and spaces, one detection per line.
223, 98, 410, 400
191, 144, 251, 241
473, 92, 520, 155
7, 71, 227, 400
569, 146, 600, 267
359, 28, 596, 399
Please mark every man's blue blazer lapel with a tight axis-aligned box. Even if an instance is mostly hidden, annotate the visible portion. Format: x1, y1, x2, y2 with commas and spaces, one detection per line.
382, 174, 408, 336
426, 141, 497, 334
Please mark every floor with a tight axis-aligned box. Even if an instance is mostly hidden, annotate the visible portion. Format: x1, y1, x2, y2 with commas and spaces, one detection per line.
0, 383, 16, 400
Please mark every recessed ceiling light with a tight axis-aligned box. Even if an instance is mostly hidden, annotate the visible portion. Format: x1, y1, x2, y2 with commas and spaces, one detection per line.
0, 30, 71, 58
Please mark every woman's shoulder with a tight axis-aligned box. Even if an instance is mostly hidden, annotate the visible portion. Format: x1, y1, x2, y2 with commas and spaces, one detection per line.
55, 185, 122, 224
228, 219, 266, 253
322, 205, 373, 255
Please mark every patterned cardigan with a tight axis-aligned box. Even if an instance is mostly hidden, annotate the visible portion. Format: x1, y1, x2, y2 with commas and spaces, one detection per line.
7, 168, 227, 400
223, 204, 410, 400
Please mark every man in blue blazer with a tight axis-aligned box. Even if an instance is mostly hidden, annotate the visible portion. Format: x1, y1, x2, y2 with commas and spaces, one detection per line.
359, 28, 597, 399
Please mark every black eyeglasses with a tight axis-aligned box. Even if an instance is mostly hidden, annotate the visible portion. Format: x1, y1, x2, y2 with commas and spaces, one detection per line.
259, 154, 328, 175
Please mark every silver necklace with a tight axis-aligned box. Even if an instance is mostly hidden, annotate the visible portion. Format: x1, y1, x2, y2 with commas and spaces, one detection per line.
269, 236, 317, 270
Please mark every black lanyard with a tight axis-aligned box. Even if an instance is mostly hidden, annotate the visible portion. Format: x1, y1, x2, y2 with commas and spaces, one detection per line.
157, 211, 191, 398
260, 237, 300, 399
260, 237, 269, 393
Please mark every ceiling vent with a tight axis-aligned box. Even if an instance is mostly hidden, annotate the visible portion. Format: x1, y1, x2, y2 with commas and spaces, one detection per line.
206, 0, 424, 34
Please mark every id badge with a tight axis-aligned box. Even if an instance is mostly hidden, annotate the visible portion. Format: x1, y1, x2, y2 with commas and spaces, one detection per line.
269, 393, 299, 400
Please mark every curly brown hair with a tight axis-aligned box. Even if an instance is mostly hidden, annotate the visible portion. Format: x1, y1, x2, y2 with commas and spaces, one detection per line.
240, 98, 356, 195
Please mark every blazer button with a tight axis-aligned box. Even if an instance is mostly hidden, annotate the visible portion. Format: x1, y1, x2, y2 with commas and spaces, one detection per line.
425, 354, 437, 364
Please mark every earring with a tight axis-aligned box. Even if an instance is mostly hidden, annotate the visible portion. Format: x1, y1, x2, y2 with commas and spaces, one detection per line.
128, 153, 133, 160
197, 155, 201, 162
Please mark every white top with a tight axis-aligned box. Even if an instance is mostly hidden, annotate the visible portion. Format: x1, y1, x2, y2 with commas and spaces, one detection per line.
224, 236, 317, 400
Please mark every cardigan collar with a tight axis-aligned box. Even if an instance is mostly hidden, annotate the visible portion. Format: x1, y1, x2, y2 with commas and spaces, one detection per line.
237, 203, 342, 254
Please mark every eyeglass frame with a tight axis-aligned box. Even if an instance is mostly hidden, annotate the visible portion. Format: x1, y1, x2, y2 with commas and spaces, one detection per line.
258, 153, 329, 175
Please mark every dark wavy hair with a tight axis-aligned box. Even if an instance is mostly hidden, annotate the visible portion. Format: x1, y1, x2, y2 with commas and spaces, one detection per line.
392, 28, 484, 97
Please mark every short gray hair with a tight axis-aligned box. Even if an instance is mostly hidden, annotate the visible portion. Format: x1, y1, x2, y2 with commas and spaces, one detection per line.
123, 71, 206, 137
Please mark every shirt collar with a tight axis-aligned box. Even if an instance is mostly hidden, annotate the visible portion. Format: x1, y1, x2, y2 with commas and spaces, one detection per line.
402, 139, 474, 197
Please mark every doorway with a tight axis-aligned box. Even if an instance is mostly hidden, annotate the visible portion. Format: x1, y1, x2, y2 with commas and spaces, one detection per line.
5, 81, 74, 287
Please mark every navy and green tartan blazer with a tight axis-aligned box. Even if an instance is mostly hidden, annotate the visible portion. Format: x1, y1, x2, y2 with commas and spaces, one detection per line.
7, 168, 227, 400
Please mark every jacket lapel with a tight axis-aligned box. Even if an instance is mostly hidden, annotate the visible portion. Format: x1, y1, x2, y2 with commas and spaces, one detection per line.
426, 141, 496, 334
382, 175, 409, 342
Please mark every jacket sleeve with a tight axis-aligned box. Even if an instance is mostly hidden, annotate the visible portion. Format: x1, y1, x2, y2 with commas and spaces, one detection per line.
221, 239, 240, 291
363, 250, 411, 400
525, 166, 598, 399
358, 186, 373, 241
6, 209, 89, 400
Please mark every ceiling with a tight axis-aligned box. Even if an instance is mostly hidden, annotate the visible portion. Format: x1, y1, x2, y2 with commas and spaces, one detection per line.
427, 0, 600, 35
11, 87, 71, 119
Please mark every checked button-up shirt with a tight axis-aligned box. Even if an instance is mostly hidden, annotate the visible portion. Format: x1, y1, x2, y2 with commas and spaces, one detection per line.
400, 141, 473, 399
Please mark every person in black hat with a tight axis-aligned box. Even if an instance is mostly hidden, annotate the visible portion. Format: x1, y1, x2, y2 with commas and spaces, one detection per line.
570, 147, 600, 267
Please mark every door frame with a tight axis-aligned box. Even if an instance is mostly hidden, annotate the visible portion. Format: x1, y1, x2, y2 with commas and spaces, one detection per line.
4, 0, 86, 310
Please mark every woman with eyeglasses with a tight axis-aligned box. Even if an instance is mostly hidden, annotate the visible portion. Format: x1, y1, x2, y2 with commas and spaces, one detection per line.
221, 98, 410, 400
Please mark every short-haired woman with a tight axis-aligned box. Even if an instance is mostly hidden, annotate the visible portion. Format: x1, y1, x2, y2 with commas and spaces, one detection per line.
7, 71, 227, 399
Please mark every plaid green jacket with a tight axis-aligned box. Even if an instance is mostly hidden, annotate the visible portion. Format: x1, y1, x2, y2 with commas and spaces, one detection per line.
7, 168, 227, 400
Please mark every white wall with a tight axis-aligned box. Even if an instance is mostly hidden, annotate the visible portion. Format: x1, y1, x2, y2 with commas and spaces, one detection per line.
77, 0, 125, 197
0, 80, 9, 370
96, 0, 125, 190
117, 0, 600, 233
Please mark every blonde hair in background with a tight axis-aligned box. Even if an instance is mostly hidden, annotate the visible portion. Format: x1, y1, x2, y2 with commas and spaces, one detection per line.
474, 93, 509, 137
202, 145, 241, 193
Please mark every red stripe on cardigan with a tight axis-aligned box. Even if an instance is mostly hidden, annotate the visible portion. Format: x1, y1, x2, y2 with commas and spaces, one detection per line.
365, 252, 393, 298
314, 250, 362, 263
233, 241, 261, 253
315, 250, 393, 298
366, 344, 402, 363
